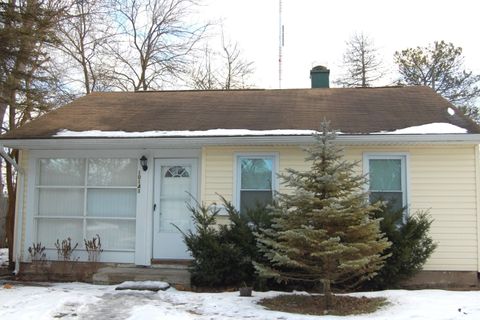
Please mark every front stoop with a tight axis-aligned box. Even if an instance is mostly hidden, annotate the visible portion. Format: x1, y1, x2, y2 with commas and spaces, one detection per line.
92, 265, 190, 287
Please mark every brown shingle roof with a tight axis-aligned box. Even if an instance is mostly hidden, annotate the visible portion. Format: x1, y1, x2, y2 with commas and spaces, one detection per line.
3, 86, 480, 139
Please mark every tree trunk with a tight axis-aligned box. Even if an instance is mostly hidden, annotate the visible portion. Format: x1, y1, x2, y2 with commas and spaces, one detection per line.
323, 279, 333, 311
5, 152, 17, 269
0, 157, 4, 247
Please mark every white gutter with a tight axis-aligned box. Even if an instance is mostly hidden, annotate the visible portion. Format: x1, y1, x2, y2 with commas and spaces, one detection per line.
1, 134, 480, 149
0, 145, 24, 275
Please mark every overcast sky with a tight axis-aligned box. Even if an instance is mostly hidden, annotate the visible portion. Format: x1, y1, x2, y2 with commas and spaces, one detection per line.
199, 0, 480, 89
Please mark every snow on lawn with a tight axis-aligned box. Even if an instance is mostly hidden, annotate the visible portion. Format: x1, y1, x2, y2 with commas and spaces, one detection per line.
0, 248, 8, 267
0, 282, 480, 320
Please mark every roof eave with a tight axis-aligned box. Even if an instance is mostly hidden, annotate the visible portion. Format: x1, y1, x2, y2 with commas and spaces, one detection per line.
1, 133, 480, 150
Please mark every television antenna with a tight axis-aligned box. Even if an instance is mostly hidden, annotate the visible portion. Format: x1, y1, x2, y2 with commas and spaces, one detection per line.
279, 0, 284, 88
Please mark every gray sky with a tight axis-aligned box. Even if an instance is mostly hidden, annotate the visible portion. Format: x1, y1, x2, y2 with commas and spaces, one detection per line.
200, 0, 480, 89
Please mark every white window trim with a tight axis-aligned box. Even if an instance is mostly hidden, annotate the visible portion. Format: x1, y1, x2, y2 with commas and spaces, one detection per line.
233, 152, 279, 213
363, 152, 410, 214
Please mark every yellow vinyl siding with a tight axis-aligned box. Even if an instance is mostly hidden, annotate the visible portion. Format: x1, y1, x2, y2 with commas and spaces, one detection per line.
202, 145, 307, 205
413, 145, 476, 271
202, 144, 478, 272
347, 145, 477, 271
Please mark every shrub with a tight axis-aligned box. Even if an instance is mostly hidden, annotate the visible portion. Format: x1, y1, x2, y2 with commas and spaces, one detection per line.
364, 205, 437, 289
84, 234, 103, 262
54, 237, 79, 262
178, 196, 271, 288
28, 242, 47, 273
28, 242, 46, 262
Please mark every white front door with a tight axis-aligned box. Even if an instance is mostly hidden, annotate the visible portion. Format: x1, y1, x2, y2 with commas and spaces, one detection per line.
153, 159, 197, 260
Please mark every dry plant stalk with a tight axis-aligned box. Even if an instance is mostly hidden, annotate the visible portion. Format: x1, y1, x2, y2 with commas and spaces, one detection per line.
54, 238, 79, 261
84, 234, 103, 262
28, 242, 46, 262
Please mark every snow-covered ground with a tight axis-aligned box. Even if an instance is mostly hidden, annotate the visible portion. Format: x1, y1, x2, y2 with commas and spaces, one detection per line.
0, 282, 479, 320
0, 248, 8, 267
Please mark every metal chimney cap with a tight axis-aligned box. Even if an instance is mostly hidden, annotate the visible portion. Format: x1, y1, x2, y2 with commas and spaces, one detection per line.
310, 65, 330, 73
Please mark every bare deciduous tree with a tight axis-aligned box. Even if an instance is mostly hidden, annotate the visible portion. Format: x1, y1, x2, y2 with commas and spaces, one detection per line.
190, 35, 254, 90
56, 0, 113, 94
221, 38, 254, 90
190, 46, 217, 90
336, 33, 384, 88
107, 0, 209, 91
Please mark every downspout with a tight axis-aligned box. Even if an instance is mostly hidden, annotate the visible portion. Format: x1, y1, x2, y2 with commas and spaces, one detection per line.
0, 145, 24, 275
475, 145, 480, 277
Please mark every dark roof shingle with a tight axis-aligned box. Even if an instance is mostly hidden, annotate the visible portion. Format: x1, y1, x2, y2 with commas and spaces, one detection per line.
3, 86, 479, 139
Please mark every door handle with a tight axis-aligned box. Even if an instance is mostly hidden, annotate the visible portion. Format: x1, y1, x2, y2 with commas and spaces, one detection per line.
153, 203, 157, 211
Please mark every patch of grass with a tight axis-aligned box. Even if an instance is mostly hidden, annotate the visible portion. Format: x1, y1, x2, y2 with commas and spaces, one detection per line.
259, 294, 387, 316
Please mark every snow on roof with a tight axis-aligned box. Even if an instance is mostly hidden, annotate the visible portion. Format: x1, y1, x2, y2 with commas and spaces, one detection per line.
53, 123, 467, 138
54, 129, 317, 137
373, 122, 467, 134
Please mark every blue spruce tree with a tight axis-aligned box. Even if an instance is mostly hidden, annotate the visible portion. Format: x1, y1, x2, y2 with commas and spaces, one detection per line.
255, 121, 390, 310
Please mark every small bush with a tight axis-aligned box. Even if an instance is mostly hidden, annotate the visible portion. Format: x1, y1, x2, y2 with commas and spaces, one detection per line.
177, 196, 271, 288
28, 242, 46, 262
55, 238, 79, 262
84, 234, 103, 262
364, 205, 437, 289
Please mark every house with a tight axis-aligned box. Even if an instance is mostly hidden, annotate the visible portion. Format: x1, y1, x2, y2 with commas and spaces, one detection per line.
1, 67, 480, 287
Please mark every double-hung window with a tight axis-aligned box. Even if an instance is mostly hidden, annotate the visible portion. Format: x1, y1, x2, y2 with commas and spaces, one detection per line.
237, 155, 276, 214
365, 154, 408, 211
35, 158, 137, 253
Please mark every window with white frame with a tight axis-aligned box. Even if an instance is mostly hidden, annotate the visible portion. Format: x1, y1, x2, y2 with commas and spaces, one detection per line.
35, 158, 137, 252
237, 155, 275, 214
365, 154, 407, 211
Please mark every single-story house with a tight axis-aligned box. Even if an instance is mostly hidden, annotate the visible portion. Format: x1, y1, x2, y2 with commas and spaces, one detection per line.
2, 67, 480, 286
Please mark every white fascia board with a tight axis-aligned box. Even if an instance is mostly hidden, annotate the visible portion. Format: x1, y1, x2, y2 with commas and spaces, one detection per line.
2, 134, 480, 150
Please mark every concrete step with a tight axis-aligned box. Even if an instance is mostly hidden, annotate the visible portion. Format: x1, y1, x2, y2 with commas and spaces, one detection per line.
92, 266, 191, 287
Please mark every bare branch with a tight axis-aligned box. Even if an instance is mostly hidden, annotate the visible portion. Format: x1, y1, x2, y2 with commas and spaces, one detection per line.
55, 0, 115, 94
107, 0, 209, 91
189, 33, 254, 90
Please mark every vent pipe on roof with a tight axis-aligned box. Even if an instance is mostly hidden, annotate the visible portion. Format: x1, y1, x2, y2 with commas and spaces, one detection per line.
310, 65, 330, 88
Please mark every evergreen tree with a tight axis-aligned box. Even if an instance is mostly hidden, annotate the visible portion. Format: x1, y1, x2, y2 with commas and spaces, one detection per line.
394, 41, 480, 121
178, 196, 272, 288
364, 205, 436, 289
336, 33, 385, 87
255, 122, 390, 309
0, 0, 66, 265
